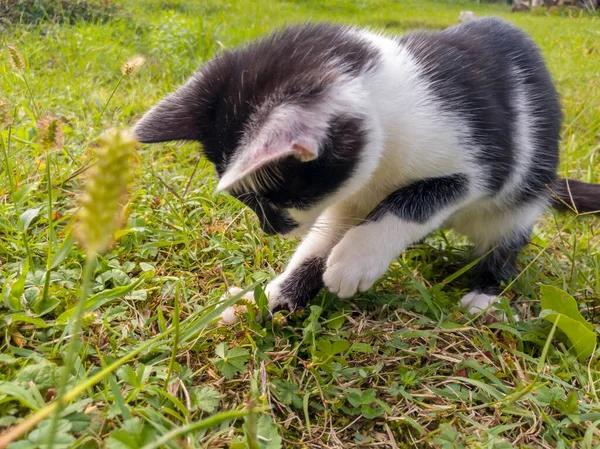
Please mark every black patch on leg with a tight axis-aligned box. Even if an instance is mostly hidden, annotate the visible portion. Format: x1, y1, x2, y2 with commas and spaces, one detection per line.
367, 174, 469, 223
470, 228, 531, 295
276, 257, 325, 312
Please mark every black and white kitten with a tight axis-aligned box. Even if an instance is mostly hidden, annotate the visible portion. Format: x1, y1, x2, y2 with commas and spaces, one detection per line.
133, 18, 600, 320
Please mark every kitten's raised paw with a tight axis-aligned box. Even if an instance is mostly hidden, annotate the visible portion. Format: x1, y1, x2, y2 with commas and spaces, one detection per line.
459, 291, 519, 322
219, 287, 257, 325
323, 231, 390, 298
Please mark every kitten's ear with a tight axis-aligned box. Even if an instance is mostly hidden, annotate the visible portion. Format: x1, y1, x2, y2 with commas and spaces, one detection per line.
216, 106, 324, 192
133, 75, 205, 143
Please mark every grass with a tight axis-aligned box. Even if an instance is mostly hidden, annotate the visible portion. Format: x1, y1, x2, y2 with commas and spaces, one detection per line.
0, 0, 599, 447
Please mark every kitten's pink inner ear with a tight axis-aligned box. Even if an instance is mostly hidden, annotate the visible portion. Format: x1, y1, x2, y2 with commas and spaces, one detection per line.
292, 140, 319, 162
216, 138, 320, 192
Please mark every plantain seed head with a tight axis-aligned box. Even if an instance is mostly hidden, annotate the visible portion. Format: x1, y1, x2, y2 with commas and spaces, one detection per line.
37, 116, 63, 150
7, 45, 25, 71
76, 129, 138, 254
121, 55, 146, 77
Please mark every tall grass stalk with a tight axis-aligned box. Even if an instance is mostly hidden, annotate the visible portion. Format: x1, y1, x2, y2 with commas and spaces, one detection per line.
8, 44, 40, 120
164, 282, 181, 392
94, 56, 145, 130
1, 120, 35, 271
45, 253, 97, 449
94, 74, 125, 129
42, 149, 54, 304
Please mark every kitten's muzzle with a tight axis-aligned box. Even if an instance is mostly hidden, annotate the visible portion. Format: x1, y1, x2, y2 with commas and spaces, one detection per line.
257, 204, 299, 236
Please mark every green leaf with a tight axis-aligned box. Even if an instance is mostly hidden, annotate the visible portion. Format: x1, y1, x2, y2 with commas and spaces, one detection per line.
28, 419, 75, 449
139, 262, 154, 272
64, 412, 92, 432
8, 439, 35, 449
107, 418, 157, 449
16, 362, 60, 391
2, 313, 49, 328
109, 269, 131, 287
347, 389, 362, 408
316, 339, 332, 355
349, 343, 372, 354
271, 380, 302, 408
214, 342, 226, 359
56, 277, 145, 324
540, 285, 594, 331
32, 294, 61, 316
12, 183, 38, 205
361, 404, 383, 419
209, 343, 250, 379
19, 207, 41, 232
556, 391, 579, 415
0, 354, 18, 364
191, 386, 222, 413
540, 286, 596, 361
361, 389, 376, 404
50, 232, 75, 270
535, 385, 565, 406
302, 305, 323, 338
0, 381, 44, 410
126, 290, 147, 301
331, 339, 350, 355
541, 312, 596, 362
256, 414, 282, 449
5, 261, 28, 312
107, 430, 138, 449
315, 339, 349, 357
254, 285, 268, 316
326, 311, 345, 330
1, 415, 18, 428
432, 423, 462, 449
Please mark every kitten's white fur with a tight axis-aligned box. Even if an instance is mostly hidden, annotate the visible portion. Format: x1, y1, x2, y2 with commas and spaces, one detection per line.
222, 28, 544, 320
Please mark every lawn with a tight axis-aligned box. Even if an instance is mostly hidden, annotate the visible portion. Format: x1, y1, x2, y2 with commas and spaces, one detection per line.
1, 0, 600, 447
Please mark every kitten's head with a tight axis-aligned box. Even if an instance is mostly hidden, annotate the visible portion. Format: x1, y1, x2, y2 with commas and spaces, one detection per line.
134, 24, 380, 236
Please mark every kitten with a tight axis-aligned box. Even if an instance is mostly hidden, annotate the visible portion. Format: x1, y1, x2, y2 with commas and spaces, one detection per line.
133, 18, 599, 319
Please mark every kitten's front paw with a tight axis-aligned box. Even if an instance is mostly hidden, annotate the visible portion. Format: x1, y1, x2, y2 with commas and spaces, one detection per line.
323, 229, 391, 298
219, 287, 257, 325
264, 281, 305, 313
264, 281, 287, 311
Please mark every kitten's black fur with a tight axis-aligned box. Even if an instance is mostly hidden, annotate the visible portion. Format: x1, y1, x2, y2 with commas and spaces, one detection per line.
400, 19, 561, 199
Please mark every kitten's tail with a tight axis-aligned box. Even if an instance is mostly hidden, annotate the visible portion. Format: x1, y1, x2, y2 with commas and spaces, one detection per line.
551, 178, 600, 214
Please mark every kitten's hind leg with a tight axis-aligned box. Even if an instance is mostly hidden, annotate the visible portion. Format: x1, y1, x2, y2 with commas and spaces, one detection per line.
456, 203, 544, 320
458, 228, 529, 321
